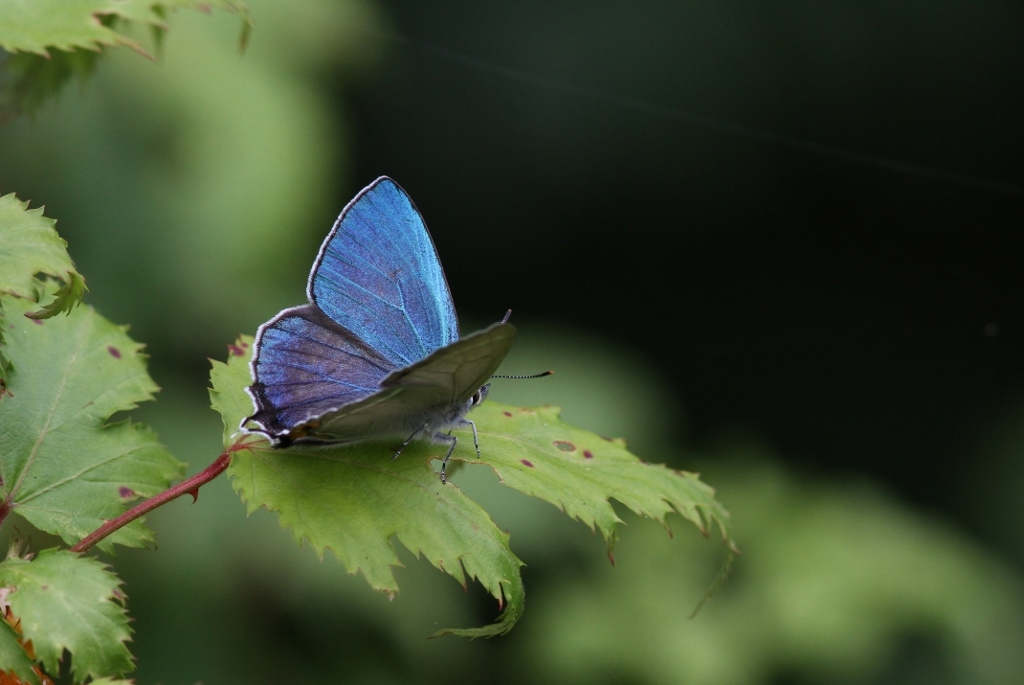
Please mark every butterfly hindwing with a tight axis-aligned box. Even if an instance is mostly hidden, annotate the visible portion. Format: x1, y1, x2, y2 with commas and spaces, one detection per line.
308, 177, 459, 367
246, 304, 397, 438
382, 321, 516, 401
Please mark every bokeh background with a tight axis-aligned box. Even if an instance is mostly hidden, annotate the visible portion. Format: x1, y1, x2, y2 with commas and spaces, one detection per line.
2, 1, 1024, 683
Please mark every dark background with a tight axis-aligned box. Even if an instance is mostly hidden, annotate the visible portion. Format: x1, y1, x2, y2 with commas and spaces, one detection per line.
342, 0, 1024, 548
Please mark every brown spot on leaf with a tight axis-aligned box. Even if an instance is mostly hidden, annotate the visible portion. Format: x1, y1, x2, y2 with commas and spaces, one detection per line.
503, 411, 513, 417
118, 486, 134, 499
108, 346, 121, 359
583, 449, 594, 459
521, 459, 534, 468
553, 440, 576, 452
228, 344, 245, 356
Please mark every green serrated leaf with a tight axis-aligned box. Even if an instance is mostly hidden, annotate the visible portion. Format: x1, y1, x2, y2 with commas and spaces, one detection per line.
0, 291, 184, 552
462, 404, 736, 555
229, 441, 525, 637
213, 336, 736, 634
0, 549, 132, 682
0, 0, 251, 118
209, 338, 257, 446
21, 272, 87, 320
0, 193, 86, 320
212, 337, 525, 636
0, 0, 249, 56
0, 0, 138, 56
0, 617, 40, 685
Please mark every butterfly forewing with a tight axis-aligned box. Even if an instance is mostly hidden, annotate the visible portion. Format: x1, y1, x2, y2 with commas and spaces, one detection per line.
309, 178, 459, 367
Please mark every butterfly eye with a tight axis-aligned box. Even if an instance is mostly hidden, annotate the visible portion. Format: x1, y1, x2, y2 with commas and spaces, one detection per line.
473, 383, 491, 406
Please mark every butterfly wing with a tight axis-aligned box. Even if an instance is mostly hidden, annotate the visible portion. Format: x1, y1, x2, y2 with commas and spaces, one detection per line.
381, 321, 516, 399
245, 304, 398, 442
308, 177, 458, 367
245, 176, 514, 449
297, 321, 516, 443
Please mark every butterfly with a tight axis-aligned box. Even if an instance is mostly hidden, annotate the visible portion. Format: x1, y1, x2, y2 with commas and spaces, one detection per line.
242, 177, 516, 483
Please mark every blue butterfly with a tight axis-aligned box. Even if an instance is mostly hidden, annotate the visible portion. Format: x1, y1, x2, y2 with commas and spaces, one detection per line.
242, 177, 515, 482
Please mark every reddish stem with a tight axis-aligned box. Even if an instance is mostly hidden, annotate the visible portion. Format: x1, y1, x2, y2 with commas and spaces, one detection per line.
70, 444, 243, 554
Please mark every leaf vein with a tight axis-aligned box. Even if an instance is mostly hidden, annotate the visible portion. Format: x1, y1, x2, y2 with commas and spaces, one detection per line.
5, 308, 92, 502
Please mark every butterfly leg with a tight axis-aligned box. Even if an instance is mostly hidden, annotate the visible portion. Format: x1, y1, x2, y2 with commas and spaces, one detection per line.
461, 418, 481, 459
435, 419, 482, 484
394, 423, 429, 460
435, 432, 459, 484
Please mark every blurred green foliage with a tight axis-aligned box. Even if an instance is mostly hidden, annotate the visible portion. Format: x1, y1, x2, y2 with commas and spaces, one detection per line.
2, 1, 1023, 683
0, 0, 387, 382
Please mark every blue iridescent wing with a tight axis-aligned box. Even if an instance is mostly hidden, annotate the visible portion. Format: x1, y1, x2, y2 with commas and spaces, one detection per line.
308, 177, 458, 367
245, 304, 398, 442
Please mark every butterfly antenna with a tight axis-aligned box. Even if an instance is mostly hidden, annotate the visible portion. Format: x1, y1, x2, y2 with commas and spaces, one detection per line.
492, 370, 553, 380
494, 310, 552, 378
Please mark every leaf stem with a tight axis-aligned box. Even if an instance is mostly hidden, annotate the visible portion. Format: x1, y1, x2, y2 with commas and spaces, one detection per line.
70, 444, 242, 554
